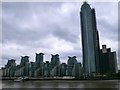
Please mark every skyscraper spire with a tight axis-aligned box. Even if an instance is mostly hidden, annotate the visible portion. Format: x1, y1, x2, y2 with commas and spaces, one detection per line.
83, 0, 88, 3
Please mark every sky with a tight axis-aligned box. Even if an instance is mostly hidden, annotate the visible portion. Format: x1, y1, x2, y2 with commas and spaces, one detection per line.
1, 2, 119, 69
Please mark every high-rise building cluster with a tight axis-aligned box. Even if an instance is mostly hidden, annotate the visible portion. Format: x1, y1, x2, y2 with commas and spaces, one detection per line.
1, 2, 118, 79
1, 53, 82, 78
80, 2, 118, 76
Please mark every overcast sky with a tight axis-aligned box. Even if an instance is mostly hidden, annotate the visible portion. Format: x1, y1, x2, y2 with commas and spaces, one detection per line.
1, 2, 119, 69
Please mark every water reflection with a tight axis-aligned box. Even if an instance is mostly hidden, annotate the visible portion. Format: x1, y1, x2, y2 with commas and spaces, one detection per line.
2, 80, 120, 88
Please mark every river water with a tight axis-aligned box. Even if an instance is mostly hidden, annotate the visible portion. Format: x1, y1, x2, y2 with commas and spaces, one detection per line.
2, 80, 120, 89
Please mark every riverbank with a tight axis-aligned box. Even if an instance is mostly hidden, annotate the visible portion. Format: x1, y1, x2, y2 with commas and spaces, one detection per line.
1, 77, 120, 81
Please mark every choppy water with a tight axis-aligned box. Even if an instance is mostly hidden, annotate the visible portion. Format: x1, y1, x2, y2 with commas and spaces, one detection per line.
2, 80, 120, 88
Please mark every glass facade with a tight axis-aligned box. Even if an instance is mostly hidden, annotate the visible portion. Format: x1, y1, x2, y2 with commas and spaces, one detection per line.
80, 2, 100, 76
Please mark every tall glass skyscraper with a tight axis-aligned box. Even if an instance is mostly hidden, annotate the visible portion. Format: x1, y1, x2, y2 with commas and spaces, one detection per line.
80, 2, 100, 76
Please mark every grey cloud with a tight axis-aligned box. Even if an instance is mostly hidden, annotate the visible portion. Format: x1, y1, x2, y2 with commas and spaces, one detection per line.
2, 21, 48, 48
52, 25, 79, 43
98, 18, 118, 41
2, 2, 62, 20
2, 2, 80, 45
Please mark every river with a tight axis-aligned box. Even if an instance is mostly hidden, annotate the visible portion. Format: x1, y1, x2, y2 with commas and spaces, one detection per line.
1, 80, 120, 89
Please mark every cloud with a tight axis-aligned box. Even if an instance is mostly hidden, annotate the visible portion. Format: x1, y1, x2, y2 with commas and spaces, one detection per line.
1, 2, 119, 69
